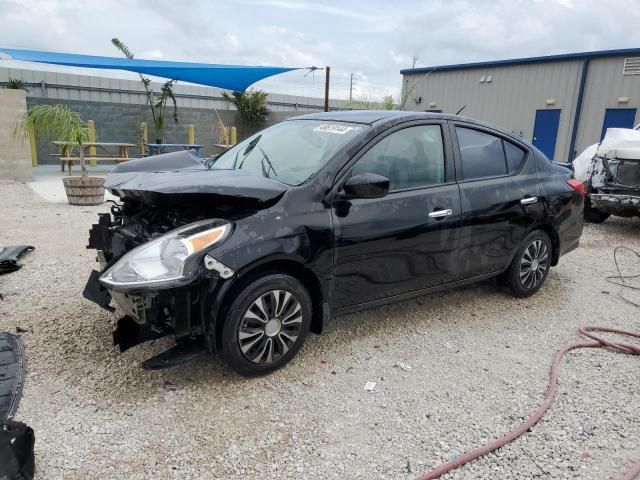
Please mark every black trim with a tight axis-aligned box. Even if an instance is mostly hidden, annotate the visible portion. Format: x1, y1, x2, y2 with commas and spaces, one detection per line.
334, 271, 503, 316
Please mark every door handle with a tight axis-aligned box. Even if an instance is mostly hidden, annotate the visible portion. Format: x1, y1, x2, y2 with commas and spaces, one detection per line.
428, 208, 453, 219
520, 196, 538, 205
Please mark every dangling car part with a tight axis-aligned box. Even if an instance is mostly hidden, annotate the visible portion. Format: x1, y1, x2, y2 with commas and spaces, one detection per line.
84, 112, 583, 376
0, 333, 25, 419
0, 419, 35, 480
0, 245, 34, 275
574, 126, 640, 222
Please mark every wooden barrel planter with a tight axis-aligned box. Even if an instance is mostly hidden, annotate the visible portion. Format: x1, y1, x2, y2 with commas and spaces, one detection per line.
62, 176, 105, 206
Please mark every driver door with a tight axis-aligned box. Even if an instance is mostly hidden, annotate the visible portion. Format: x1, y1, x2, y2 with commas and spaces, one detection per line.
331, 122, 462, 310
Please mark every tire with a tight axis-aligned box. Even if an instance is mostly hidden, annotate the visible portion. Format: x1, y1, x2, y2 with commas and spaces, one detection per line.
584, 203, 610, 224
504, 230, 552, 298
220, 274, 311, 376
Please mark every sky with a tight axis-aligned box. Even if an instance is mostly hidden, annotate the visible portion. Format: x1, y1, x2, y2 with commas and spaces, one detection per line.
1, 0, 640, 102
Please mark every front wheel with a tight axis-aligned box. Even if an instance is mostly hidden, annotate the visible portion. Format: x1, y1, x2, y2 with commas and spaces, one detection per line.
220, 274, 311, 376
504, 231, 552, 298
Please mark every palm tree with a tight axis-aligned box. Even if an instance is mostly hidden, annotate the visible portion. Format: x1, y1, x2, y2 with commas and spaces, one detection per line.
15, 104, 104, 205
222, 90, 269, 135
16, 104, 90, 178
112, 38, 178, 143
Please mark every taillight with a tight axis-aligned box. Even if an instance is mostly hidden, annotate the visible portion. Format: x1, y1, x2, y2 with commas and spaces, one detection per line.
566, 179, 586, 199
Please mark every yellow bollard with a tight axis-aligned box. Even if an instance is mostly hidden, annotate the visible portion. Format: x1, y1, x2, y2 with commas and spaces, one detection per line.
140, 122, 148, 156
187, 124, 195, 145
28, 124, 38, 167
230, 126, 237, 145
87, 120, 97, 166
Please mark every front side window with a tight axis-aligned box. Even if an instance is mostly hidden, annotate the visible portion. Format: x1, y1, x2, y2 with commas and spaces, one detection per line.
352, 125, 445, 191
456, 127, 507, 180
209, 120, 366, 186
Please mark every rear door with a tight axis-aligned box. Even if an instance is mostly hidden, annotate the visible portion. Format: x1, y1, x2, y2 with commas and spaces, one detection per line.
451, 123, 544, 278
332, 122, 461, 309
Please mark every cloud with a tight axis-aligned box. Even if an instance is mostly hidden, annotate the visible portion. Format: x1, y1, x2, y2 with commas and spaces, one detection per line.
1, 0, 640, 102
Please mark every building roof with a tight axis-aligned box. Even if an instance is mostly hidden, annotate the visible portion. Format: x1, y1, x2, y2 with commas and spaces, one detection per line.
400, 48, 640, 75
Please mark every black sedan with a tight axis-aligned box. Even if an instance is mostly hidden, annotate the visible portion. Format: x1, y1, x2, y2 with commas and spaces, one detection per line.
84, 111, 584, 375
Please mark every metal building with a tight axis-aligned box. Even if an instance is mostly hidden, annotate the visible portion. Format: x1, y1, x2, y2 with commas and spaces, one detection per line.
400, 48, 640, 161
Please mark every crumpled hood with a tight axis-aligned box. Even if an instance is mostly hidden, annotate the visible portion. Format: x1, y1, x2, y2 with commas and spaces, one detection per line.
105, 150, 288, 204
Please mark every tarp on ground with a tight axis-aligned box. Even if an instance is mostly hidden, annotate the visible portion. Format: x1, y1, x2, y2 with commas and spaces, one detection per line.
0, 48, 299, 91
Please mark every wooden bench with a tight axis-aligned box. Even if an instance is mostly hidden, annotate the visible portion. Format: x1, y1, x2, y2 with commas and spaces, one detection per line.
58, 157, 131, 175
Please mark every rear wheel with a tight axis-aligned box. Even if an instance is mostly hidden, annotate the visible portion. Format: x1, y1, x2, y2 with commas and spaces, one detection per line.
504, 230, 552, 298
220, 274, 311, 376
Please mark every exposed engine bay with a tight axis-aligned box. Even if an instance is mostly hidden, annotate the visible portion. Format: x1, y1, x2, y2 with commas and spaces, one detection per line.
83, 151, 288, 367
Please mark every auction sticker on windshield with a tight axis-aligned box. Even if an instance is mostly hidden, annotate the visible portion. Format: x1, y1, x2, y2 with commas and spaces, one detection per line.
313, 124, 356, 134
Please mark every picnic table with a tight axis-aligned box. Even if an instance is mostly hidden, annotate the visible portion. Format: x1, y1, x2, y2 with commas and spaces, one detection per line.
213, 143, 234, 150
52, 141, 137, 175
145, 143, 204, 156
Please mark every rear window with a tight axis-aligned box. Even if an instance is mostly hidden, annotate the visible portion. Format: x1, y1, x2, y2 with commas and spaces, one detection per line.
504, 141, 527, 173
456, 127, 507, 180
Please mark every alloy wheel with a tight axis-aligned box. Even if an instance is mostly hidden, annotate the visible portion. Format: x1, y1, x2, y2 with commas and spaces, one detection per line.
238, 289, 303, 364
519, 239, 549, 289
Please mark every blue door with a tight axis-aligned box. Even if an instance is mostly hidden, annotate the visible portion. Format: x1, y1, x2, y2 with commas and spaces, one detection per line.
532, 109, 561, 159
601, 108, 637, 140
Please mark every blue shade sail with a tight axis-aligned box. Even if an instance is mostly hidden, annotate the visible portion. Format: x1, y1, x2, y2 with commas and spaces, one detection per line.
0, 48, 299, 91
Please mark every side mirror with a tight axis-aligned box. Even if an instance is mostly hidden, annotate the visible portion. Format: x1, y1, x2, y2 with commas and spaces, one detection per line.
342, 172, 390, 199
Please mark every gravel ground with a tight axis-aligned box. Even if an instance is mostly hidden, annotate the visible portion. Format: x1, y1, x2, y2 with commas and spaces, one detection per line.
1, 179, 639, 480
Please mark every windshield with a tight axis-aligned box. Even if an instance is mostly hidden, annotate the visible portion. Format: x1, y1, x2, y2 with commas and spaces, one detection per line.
208, 120, 367, 185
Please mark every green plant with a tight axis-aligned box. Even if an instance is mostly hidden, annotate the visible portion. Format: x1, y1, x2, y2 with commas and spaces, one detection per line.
112, 38, 178, 142
16, 104, 89, 178
345, 94, 397, 111
222, 90, 269, 134
382, 95, 395, 110
5, 78, 28, 91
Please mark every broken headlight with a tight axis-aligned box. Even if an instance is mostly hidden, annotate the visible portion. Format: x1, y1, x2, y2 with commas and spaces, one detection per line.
100, 220, 230, 291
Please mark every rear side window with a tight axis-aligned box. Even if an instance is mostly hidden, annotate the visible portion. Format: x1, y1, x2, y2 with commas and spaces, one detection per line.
456, 127, 507, 180
504, 141, 526, 173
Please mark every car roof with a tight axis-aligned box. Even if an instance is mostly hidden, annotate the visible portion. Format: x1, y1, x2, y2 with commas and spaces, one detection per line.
290, 110, 431, 125
289, 110, 490, 127
287, 110, 529, 146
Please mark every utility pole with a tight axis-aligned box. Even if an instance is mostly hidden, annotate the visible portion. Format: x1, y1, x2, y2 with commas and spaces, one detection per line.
324, 66, 330, 112
349, 73, 354, 102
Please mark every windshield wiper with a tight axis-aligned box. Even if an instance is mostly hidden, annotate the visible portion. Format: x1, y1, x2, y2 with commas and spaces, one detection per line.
238, 135, 262, 170
258, 145, 277, 178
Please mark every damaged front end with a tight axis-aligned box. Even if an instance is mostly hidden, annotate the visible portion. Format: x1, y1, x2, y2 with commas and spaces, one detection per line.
82, 151, 286, 367
83, 208, 227, 367
589, 154, 640, 216
575, 128, 640, 218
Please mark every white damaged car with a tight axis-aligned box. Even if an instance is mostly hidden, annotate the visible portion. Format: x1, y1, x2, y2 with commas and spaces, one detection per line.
573, 125, 640, 223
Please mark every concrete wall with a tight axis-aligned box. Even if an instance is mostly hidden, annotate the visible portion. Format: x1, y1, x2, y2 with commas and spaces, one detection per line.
0, 89, 31, 181
0, 66, 348, 165
576, 56, 640, 149
26, 98, 304, 164
401, 60, 582, 160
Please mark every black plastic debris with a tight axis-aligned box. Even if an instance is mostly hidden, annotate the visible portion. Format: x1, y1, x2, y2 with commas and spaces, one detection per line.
0, 333, 25, 419
0, 245, 34, 275
0, 419, 35, 480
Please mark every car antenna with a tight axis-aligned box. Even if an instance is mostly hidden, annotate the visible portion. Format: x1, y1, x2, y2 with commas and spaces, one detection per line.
455, 105, 467, 115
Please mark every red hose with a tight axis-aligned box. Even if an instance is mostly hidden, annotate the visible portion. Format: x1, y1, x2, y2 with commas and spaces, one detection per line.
419, 326, 640, 480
